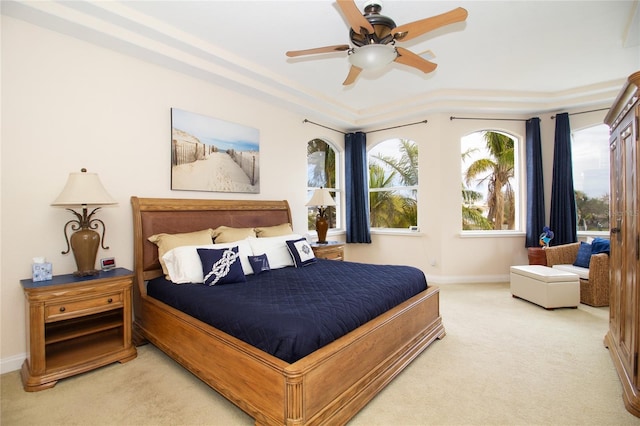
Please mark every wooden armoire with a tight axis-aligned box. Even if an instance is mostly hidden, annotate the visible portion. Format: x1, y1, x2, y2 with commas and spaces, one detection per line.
604, 70, 640, 418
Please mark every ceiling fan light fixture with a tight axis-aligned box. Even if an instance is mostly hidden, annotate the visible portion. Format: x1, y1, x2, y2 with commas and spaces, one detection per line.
348, 44, 396, 71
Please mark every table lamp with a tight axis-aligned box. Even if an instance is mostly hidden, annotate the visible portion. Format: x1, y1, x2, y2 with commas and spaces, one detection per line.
51, 168, 117, 276
306, 188, 336, 244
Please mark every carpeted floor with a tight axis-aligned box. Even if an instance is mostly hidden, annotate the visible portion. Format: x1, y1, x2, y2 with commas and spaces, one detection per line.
2, 282, 639, 425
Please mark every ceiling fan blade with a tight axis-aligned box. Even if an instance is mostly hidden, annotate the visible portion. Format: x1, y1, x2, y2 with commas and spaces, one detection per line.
394, 47, 437, 74
337, 0, 375, 35
343, 65, 363, 85
392, 7, 468, 42
286, 44, 351, 57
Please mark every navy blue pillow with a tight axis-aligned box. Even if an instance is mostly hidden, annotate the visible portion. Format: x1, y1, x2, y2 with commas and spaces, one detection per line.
197, 246, 246, 286
286, 238, 316, 267
248, 254, 270, 275
573, 242, 592, 268
591, 237, 610, 255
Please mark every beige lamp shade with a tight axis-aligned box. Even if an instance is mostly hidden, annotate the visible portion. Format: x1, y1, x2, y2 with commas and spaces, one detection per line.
306, 188, 336, 207
52, 169, 117, 206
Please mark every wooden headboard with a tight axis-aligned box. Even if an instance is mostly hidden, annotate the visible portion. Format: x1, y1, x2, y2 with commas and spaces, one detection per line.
130, 197, 291, 287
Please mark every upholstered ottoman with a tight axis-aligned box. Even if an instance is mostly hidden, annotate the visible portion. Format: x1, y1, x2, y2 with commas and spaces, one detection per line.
510, 265, 580, 309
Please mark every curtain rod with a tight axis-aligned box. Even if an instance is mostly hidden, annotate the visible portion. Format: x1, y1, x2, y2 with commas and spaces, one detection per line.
449, 107, 611, 122
550, 107, 609, 119
302, 118, 428, 134
449, 116, 528, 122
302, 119, 346, 134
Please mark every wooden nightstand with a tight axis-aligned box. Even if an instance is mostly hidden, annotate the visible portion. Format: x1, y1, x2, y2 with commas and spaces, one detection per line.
311, 241, 345, 261
20, 267, 137, 391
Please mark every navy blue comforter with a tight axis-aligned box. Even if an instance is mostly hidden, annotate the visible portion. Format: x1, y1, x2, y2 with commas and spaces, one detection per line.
147, 259, 427, 363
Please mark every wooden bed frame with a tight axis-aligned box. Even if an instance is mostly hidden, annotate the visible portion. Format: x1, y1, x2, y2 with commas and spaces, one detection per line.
131, 197, 445, 426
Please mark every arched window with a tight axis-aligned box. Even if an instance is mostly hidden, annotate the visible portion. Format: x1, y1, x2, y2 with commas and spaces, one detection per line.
461, 130, 520, 231
307, 139, 340, 232
571, 124, 610, 232
368, 138, 418, 229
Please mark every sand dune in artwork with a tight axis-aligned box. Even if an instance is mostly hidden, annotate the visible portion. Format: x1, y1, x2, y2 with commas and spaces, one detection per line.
172, 152, 258, 193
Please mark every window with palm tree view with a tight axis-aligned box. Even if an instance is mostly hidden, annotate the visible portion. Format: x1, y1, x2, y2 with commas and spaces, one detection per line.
462, 131, 519, 231
368, 139, 418, 229
307, 139, 339, 232
571, 124, 609, 232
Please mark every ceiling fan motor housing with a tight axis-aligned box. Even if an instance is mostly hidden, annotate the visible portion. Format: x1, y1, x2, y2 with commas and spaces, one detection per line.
350, 1, 396, 47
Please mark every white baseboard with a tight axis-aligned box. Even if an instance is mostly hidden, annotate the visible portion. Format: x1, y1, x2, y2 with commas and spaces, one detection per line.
1, 353, 25, 374
426, 274, 510, 285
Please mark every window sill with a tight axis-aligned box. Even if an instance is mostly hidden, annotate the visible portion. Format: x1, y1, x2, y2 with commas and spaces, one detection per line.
370, 229, 423, 237
307, 229, 345, 240
310, 229, 424, 238
578, 231, 610, 238
460, 230, 525, 238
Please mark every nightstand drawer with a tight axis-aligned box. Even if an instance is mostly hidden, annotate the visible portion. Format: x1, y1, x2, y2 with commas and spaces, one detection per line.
311, 242, 345, 261
318, 247, 344, 260
45, 292, 123, 322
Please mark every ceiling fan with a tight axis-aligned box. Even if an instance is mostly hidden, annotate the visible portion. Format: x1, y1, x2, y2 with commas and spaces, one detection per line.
286, 0, 468, 85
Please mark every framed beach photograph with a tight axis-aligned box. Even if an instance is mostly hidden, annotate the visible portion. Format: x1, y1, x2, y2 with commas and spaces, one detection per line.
170, 108, 260, 193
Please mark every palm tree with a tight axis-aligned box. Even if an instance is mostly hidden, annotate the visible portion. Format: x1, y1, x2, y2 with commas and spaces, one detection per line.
462, 147, 485, 229
461, 147, 492, 230
307, 139, 335, 188
369, 139, 418, 228
372, 139, 418, 186
463, 132, 515, 230
369, 163, 398, 227
462, 184, 493, 230
307, 139, 336, 228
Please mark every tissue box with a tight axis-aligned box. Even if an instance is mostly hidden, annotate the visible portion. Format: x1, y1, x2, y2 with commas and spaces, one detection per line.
32, 263, 53, 282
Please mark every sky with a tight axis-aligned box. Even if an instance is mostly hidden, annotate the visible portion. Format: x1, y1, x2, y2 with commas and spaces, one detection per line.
571, 124, 610, 198
171, 108, 259, 152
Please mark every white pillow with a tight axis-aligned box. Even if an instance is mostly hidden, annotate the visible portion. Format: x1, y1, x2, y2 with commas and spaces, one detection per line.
162, 239, 254, 283
247, 234, 301, 269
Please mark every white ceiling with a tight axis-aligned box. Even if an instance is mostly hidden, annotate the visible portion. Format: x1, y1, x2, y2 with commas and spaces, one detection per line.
3, 0, 639, 129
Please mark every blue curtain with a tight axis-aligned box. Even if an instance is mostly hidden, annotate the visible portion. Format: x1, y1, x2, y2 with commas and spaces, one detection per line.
525, 117, 545, 247
549, 113, 577, 245
344, 132, 371, 243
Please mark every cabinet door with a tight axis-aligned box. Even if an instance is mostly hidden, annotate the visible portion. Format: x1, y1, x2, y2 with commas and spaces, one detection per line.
626, 106, 639, 388
612, 108, 639, 380
610, 128, 623, 342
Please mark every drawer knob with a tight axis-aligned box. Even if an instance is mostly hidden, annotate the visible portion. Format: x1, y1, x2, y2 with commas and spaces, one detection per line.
107, 298, 113, 303
59, 307, 66, 312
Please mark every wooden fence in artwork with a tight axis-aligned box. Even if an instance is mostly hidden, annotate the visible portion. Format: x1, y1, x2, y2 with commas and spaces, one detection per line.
172, 140, 217, 166
228, 149, 259, 186
172, 140, 259, 187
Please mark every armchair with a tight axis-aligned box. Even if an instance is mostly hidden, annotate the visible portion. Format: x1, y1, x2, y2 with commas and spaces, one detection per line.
544, 242, 609, 307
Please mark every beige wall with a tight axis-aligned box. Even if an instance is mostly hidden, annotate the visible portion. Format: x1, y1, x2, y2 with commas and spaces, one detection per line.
0, 16, 610, 371
346, 109, 609, 280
